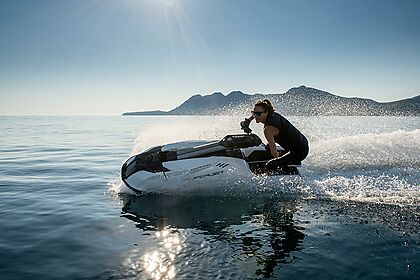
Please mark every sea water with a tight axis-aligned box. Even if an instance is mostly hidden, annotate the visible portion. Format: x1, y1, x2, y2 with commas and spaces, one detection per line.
0, 116, 418, 279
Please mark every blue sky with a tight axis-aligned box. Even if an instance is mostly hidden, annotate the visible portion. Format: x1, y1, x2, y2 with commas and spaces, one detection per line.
1, 0, 419, 115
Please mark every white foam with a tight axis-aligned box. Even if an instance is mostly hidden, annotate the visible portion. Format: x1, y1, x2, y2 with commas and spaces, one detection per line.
305, 129, 420, 172
107, 176, 136, 196
310, 170, 420, 206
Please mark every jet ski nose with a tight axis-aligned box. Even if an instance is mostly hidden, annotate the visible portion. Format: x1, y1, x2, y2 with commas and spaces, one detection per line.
121, 162, 128, 180
144, 154, 154, 163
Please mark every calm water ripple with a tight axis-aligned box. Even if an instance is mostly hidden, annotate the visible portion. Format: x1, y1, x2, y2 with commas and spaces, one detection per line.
0, 116, 418, 279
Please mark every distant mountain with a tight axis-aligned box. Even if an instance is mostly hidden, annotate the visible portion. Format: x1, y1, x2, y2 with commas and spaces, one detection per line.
124, 110, 170, 115
123, 86, 420, 116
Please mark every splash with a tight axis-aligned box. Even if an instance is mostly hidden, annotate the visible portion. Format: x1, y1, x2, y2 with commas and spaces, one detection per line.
309, 170, 419, 206
129, 116, 243, 155
302, 129, 420, 206
110, 117, 419, 206
107, 176, 135, 196
305, 129, 420, 172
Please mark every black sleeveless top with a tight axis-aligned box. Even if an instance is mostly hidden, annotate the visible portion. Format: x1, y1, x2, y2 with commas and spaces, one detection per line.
264, 112, 308, 153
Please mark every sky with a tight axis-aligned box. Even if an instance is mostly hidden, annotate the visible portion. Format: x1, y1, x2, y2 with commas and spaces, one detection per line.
0, 0, 419, 115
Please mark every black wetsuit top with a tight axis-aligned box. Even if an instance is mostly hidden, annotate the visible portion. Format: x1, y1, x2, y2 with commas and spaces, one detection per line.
264, 112, 309, 163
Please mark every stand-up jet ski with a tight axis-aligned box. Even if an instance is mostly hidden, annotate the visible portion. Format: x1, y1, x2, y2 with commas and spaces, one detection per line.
121, 120, 300, 193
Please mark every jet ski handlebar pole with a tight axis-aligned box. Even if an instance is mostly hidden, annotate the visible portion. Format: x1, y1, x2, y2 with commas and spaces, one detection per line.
240, 116, 254, 134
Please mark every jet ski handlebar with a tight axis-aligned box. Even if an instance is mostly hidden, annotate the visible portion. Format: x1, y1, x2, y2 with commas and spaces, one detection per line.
219, 134, 262, 148
240, 117, 253, 134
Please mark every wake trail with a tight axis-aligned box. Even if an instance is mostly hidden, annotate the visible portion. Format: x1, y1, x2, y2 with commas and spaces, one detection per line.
109, 128, 419, 206
305, 129, 420, 172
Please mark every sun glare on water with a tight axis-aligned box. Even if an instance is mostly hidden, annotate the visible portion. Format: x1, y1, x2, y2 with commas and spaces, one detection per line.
123, 228, 184, 280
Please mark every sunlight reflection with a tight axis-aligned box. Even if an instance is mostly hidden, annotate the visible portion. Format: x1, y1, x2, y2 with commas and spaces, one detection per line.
141, 229, 184, 280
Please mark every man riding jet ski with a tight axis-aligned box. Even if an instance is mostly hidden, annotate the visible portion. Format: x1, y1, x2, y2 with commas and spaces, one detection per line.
121, 119, 301, 193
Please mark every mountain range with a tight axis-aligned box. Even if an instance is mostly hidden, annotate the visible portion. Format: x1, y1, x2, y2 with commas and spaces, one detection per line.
123, 86, 420, 116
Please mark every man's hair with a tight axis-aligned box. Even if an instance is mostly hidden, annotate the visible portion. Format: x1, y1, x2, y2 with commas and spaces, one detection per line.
254, 99, 275, 113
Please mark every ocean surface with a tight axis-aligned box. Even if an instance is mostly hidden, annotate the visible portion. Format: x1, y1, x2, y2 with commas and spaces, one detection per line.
0, 115, 419, 280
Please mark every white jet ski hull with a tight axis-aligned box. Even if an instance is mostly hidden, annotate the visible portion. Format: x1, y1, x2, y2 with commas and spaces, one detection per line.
121, 134, 300, 193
